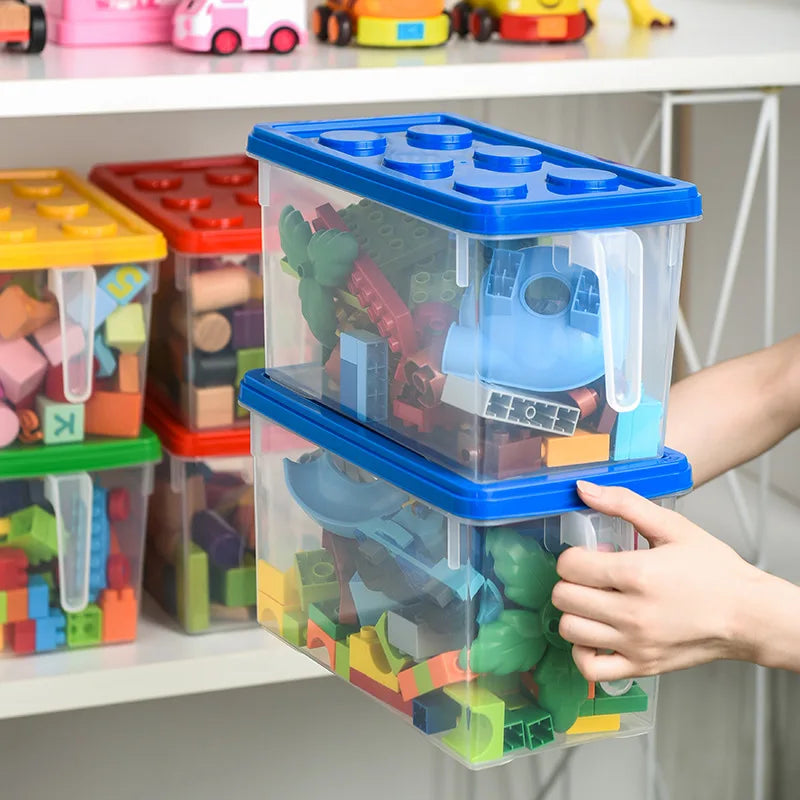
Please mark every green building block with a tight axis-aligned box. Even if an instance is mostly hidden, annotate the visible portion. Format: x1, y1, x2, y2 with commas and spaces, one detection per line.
408, 269, 459, 310
0, 591, 7, 624
66, 604, 103, 648
293, 549, 338, 610
505, 703, 555, 752
308, 599, 358, 641
374, 612, 413, 675
9, 505, 58, 565
442, 684, 505, 765
282, 608, 308, 647
335, 639, 351, 680
594, 682, 649, 715
35, 396, 85, 444
579, 697, 595, 716
235, 347, 265, 418
210, 561, 256, 608
406, 660, 435, 696
177, 542, 210, 634
477, 672, 522, 699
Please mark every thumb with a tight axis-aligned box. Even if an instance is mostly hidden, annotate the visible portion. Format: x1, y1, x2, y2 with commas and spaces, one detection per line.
575, 481, 681, 548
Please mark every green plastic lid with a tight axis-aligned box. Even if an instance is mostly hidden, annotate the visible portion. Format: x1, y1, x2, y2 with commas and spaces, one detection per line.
0, 426, 162, 479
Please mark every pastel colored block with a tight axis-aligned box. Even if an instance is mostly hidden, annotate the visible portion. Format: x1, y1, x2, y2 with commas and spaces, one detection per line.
94, 332, 117, 377
566, 713, 621, 735
105, 303, 147, 355
543, 430, 610, 468
0, 338, 48, 404
27, 574, 50, 620
117, 353, 140, 394
0, 284, 57, 340
33, 320, 86, 367
0, 403, 20, 448
35, 395, 85, 444
93, 286, 118, 329
98, 264, 150, 306
85, 391, 141, 437
190, 385, 234, 429
6, 587, 28, 623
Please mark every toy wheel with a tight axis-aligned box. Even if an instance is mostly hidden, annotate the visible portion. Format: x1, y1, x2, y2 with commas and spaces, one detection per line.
25, 4, 46, 53
270, 26, 299, 54
312, 5, 331, 41
211, 28, 241, 55
451, 2, 471, 38
327, 10, 352, 47
469, 8, 493, 42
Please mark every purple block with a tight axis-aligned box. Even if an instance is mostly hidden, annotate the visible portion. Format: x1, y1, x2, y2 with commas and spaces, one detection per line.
191, 510, 244, 568
231, 302, 264, 350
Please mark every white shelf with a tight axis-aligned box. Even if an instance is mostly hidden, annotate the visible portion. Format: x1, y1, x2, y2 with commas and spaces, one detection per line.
2, 0, 799, 118
0, 601, 327, 720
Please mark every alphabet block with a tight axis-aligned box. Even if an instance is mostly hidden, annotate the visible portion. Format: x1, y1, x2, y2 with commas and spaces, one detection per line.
36, 395, 85, 444
98, 264, 150, 306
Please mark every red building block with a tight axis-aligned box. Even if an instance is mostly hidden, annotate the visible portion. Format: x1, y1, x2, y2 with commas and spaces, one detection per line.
107, 488, 131, 522
8, 619, 36, 654
98, 587, 138, 643
0, 548, 28, 590
106, 554, 132, 590
350, 668, 413, 716
307, 618, 337, 668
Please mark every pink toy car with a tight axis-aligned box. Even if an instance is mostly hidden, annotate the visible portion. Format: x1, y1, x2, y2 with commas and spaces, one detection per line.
172, 0, 305, 54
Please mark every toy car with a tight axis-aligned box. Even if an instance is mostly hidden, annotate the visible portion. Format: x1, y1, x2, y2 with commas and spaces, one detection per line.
312, 0, 450, 48
0, 0, 46, 53
172, 0, 305, 55
451, 0, 590, 42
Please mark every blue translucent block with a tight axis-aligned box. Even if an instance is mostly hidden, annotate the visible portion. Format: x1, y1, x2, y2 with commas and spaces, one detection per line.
614, 397, 664, 461
349, 572, 398, 628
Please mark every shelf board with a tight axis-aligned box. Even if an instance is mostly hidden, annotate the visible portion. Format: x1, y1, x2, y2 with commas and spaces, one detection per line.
0, 601, 327, 720
1, 0, 799, 118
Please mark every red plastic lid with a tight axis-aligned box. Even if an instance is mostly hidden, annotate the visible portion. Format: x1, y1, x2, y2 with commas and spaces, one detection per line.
90, 156, 262, 255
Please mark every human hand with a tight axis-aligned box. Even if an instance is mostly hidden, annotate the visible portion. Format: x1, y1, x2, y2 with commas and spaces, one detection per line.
551, 481, 762, 682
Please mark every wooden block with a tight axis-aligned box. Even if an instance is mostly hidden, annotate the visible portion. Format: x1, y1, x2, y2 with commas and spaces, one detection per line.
32, 320, 86, 366
0, 338, 48, 404
117, 353, 140, 394
105, 303, 146, 355
170, 301, 232, 354
191, 385, 233, 429
543, 430, 610, 468
35, 395, 85, 444
248, 270, 263, 302
0, 284, 57, 340
85, 390, 141, 437
189, 267, 250, 313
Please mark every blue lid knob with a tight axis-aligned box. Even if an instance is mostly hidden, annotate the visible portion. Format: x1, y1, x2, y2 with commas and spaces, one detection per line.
406, 124, 474, 151
319, 130, 388, 157
546, 167, 621, 194
453, 168, 528, 200
473, 145, 543, 173
383, 152, 455, 180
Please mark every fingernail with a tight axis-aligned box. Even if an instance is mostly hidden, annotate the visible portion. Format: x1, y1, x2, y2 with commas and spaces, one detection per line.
577, 480, 602, 499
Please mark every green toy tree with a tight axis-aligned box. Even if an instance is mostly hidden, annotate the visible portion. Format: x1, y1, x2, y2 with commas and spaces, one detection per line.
459, 610, 547, 675
534, 647, 589, 732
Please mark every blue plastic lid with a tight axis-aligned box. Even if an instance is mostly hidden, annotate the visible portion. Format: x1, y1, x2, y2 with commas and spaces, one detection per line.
239, 371, 692, 522
247, 113, 702, 236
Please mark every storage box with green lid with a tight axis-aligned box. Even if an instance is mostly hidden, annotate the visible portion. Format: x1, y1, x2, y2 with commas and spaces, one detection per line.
0, 428, 161, 655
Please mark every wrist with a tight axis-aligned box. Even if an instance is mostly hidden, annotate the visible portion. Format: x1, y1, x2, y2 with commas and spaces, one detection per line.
726, 562, 774, 665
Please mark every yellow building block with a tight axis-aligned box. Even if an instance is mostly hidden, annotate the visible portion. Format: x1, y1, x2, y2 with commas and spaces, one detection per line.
566, 713, 621, 735
543, 430, 610, 468
349, 626, 400, 692
257, 591, 286, 633
0, 621, 4, 651
257, 559, 299, 607
0, 168, 165, 269
0, 517, 9, 540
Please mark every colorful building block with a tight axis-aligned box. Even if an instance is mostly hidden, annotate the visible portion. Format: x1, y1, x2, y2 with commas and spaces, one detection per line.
566, 713, 621, 735
85, 390, 141, 437
282, 608, 308, 647
93, 285, 118, 329
117, 353, 141, 394
45, 360, 97, 404
231, 302, 264, 350
308, 599, 358, 642
257, 590, 287, 631
190, 385, 234, 429
504, 703, 555, 752
89, 486, 110, 599
306, 618, 337, 667
593, 683, 649, 714
0, 284, 57, 340
257, 559, 300, 607
35, 609, 66, 652
412, 691, 461, 735
349, 625, 400, 691
349, 668, 413, 716
294, 549, 338, 610
375, 611, 413, 675
8, 505, 57, 564
66, 604, 103, 648
0, 547, 28, 590
235, 346, 265, 417
94, 331, 117, 378
209, 561, 256, 607
9, 619, 36, 654
543, 430, 610, 468
0, 337, 48, 404
348, 572, 398, 628
192, 510, 243, 568
613, 397, 663, 460
27, 574, 49, 620
442, 684, 505, 764
398, 650, 476, 702
106, 554, 132, 590
98, 264, 150, 306
339, 329, 389, 423
98, 587, 138, 643
386, 608, 464, 662
33, 320, 86, 367
6, 587, 28, 623
105, 302, 147, 355
334, 639, 351, 680
0, 591, 7, 624
176, 542, 209, 634
35, 395, 85, 444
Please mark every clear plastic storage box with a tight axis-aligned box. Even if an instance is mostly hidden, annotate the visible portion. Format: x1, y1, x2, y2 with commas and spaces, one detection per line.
0, 428, 161, 655
246, 114, 701, 481
0, 169, 165, 450
240, 371, 693, 768
91, 156, 322, 431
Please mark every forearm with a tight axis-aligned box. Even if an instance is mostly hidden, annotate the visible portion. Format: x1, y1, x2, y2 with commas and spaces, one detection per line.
666, 334, 800, 486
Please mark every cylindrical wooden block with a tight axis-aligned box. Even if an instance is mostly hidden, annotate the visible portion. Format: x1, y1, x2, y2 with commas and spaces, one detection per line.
169, 301, 232, 353
189, 267, 250, 313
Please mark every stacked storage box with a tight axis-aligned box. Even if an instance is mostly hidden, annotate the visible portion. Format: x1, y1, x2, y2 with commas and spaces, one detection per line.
0, 168, 166, 654
240, 113, 701, 765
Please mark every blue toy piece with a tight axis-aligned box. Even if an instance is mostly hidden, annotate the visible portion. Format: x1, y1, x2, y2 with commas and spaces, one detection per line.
442, 246, 608, 394
247, 114, 702, 237
339, 330, 389, 424
349, 571, 398, 627
35, 609, 66, 653
614, 396, 664, 461
94, 332, 117, 378
93, 286, 118, 329
569, 268, 601, 337
98, 264, 150, 307
283, 451, 407, 537
27, 574, 50, 620
89, 486, 110, 601
413, 692, 461, 735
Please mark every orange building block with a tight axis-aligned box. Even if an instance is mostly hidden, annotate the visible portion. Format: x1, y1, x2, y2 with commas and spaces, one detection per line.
6, 587, 27, 623
0, 623, 4, 651
588, 681, 596, 700
117, 353, 141, 394
99, 587, 138, 642
543, 430, 610, 468
0, 284, 57, 340
306, 618, 337, 668
85, 391, 142, 437
428, 650, 474, 688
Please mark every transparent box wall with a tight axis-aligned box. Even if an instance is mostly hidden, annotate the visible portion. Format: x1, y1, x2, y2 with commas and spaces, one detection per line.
0, 262, 156, 449
146, 449, 257, 633
0, 461, 155, 656
148, 250, 265, 431
250, 412, 664, 768
260, 163, 686, 482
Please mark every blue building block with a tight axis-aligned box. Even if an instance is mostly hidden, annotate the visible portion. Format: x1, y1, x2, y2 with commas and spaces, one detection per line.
413, 691, 461, 734
339, 330, 388, 423
614, 396, 663, 461
93, 286, 118, 329
94, 332, 117, 377
28, 574, 50, 620
349, 572, 398, 627
89, 486, 110, 601
98, 264, 150, 306
569, 268, 600, 336
35, 609, 66, 653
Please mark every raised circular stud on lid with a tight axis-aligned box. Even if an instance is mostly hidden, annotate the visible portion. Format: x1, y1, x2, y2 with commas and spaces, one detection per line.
0, 206, 11, 222
12, 180, 64, 198
473, 145, 543, 173
406, 124, 473, 151
190, 212, 244, 229
134, 173, 183, 191
319, 130, 388, 157
453, 168, 528, 201
383, 152, 454, 181
205, 168, 254, 187
546, 167, 621, 194
36, 198, 90, 220
235, 190, 260, 207
161, 194, 212, 211
62, 218, 118, 238
0, 222, 36, 243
